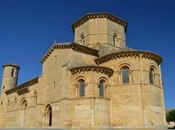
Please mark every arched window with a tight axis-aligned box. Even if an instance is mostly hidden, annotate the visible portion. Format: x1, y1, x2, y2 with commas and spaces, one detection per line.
78, 79, 85, 97
121, 66, 130, 84
113, 33, 119, 46
21, 100, 27, 110
149, 68, 154, 84
98, 79, 105, 97
44, 104, 52, 127
80, 34, 85, 45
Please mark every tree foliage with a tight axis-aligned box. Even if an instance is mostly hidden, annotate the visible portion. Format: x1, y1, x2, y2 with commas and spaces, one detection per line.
166, 109, 175, 122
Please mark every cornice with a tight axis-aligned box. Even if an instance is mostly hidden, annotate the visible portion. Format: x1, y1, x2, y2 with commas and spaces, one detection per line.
72, 12, 128, 32
3, 64, 20, 69
70, 65, 114, 77
5, 77, 39, 95
40, 43, 99, 63
95, 51, 163, 65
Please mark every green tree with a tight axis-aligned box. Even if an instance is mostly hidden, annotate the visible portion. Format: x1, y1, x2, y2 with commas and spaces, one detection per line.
166, 109, 175, 122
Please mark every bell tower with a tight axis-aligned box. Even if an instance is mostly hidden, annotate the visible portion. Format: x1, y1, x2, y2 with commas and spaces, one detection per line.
0, 64, 20, 124
1, 64, 20, 90
72, 12, 128, 49
0, 64, 20, 104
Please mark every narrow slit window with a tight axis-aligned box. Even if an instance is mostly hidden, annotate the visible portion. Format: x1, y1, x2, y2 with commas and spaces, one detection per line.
11, 69, 15, 77
149, 68, 154, 84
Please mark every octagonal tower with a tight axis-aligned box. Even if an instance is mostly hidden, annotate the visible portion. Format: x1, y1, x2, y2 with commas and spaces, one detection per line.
72, 12, 127, 49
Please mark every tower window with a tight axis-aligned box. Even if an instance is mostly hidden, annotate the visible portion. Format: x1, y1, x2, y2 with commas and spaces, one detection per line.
78, 79, 85, 97
113, 33, 119, 46
98, 79, 105, 97
149, 68, 154, 84
80, 34, 85, 45
121, 66, 130, 84
11, 68, 15, 77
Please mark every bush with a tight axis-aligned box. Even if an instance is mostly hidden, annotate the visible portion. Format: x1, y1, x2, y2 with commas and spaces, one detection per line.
166, 109, 175, 122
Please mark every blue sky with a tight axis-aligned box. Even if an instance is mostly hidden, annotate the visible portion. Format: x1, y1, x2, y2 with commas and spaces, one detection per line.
0, 0, 174, 109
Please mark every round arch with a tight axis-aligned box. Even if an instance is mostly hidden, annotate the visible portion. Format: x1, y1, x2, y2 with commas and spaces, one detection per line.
74, 76, 87, 97
19, 97, 27, 128
117, 61, 133, 71
74, 75, 87, 83
117, 61, 133, 84
96, 76, 109, 97
44, 104, 52, 127
19, 97, 27, 110
148, 64, 158, 72
96, 74, 108, 83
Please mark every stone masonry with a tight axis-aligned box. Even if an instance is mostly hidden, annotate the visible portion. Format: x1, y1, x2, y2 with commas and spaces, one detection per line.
0, 12, 167, 130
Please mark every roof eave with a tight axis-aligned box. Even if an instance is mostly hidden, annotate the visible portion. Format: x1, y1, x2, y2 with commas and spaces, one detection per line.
71, 12, 128, 32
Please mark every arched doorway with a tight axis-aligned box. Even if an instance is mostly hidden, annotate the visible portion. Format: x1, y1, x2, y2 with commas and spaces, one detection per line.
20, 98, 27, 127
44, 104, 52, 127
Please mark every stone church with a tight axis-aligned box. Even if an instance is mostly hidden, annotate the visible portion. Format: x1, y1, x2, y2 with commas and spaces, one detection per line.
0, 13, 167, 130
